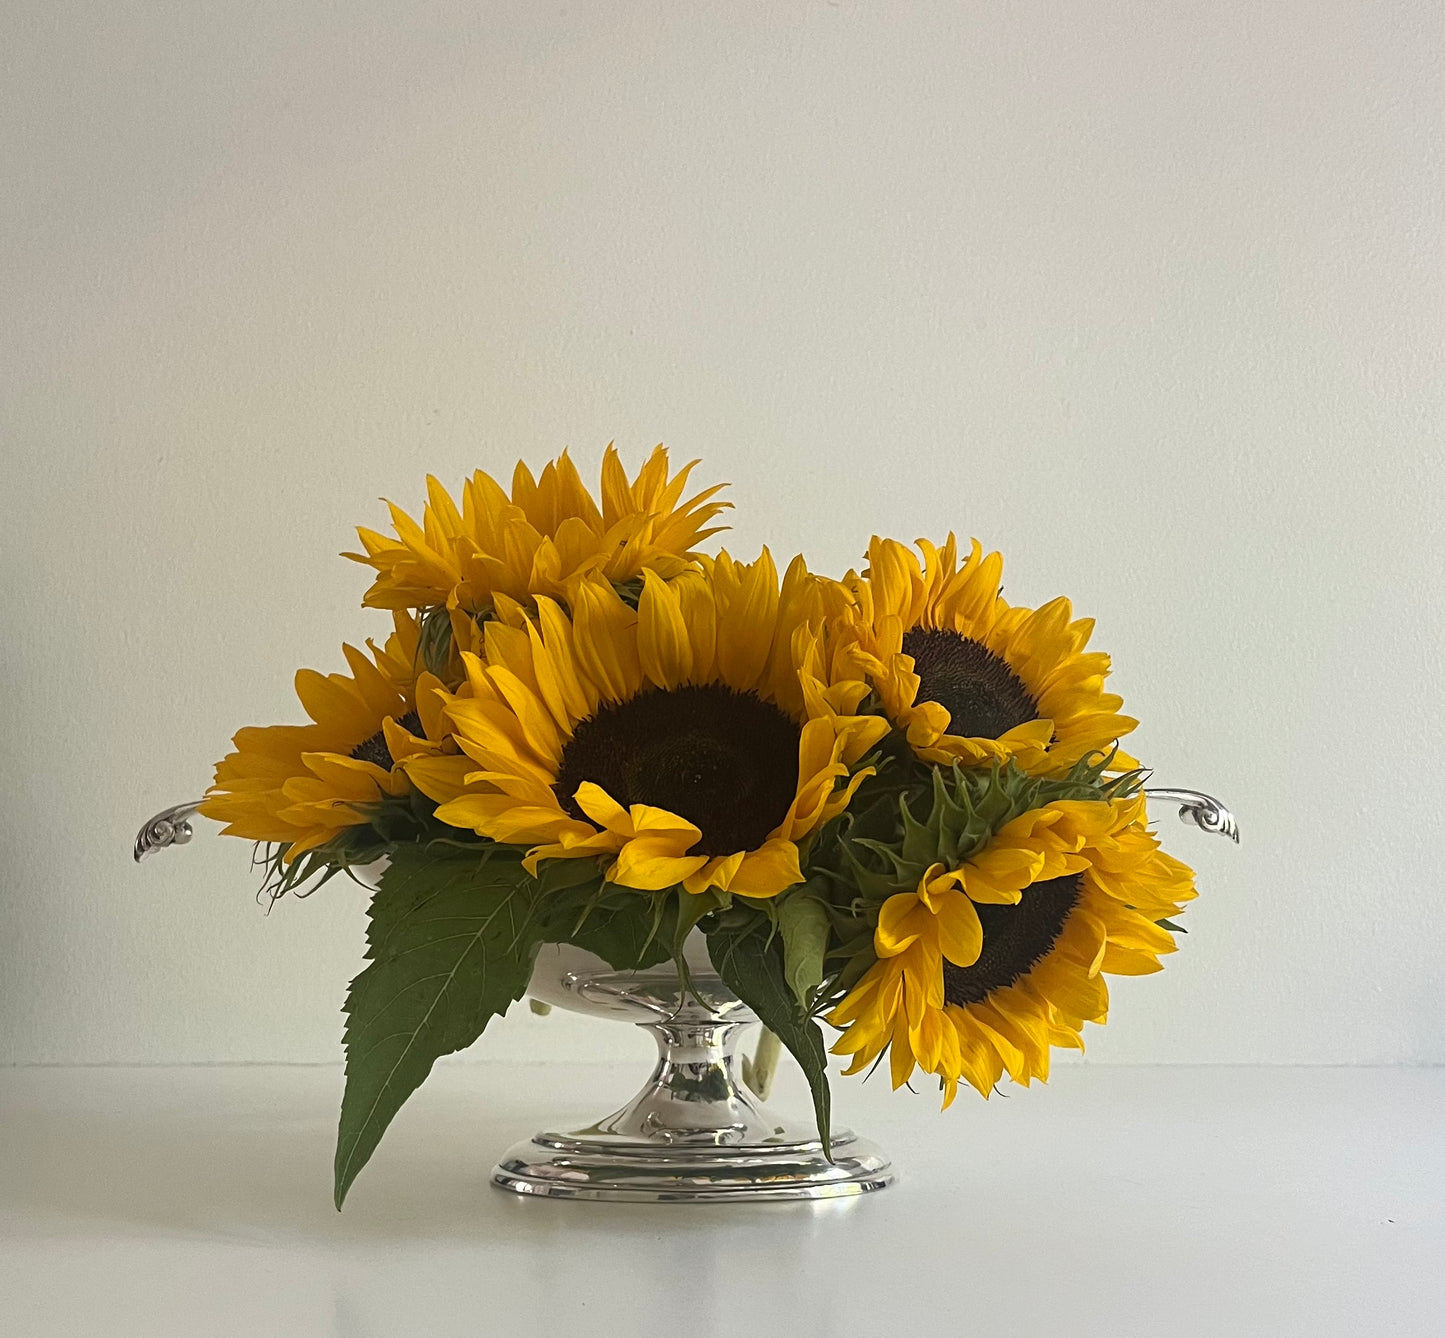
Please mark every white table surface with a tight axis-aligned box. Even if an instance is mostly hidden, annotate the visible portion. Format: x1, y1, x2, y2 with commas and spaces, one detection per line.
1, 1062, 1440, 1337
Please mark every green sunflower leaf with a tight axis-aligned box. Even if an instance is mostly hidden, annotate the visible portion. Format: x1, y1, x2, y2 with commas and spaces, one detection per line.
534, 855, 610, 897
704, 916, 834, 1159
776, 887, 831, 1011
671, 888, 730, 994
334, 844, 545, 1209
555, 889, 677, 971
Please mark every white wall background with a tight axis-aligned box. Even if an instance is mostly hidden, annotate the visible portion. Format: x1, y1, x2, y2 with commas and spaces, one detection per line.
2, 0, 1441, 1069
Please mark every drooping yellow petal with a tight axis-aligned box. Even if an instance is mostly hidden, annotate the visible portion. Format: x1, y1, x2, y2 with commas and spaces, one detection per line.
877, 893, 934, 957
610, 846, 709, 891
722, 838, 804, 897
933, 888, 984, 968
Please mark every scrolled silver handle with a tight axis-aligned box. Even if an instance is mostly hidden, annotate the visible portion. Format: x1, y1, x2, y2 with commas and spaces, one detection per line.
1144, 788, 1239, 843
133, 799, 206, 862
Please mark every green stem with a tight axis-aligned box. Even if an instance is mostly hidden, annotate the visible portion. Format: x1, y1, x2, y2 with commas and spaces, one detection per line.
746, 1027, 783, 1100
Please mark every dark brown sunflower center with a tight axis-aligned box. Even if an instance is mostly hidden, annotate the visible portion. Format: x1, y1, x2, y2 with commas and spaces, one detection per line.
349, 710, 423, 771
942, 873, 1083, 1006
553, 685, 801, 858
901, 628, 1040, 740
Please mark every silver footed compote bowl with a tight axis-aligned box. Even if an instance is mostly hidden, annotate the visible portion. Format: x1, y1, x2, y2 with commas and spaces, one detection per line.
499, 933, 894, 1202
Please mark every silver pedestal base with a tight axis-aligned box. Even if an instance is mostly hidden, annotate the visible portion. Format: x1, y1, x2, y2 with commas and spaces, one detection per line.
490, 1000, 895, 1203
493, 1126, 894, 1202
498, 944, 896, 1202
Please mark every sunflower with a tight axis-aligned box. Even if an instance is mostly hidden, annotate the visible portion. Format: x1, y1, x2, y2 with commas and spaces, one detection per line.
837, 535, 1137, 776
200, 613, 450, 862
412, 553, 889, 897
829, 794, 1195, 1103
345, 445, 730, 620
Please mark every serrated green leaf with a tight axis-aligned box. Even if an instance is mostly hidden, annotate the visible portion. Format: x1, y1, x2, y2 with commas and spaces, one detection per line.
704, 917, 833, 1158
363, 844, 522, 950
334, 845, 544, 1208
776, 889, 830, 1011
559, 892, 677, 970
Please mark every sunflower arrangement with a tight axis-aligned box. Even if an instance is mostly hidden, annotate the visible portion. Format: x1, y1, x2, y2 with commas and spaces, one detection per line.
190, 445, 1220, 1206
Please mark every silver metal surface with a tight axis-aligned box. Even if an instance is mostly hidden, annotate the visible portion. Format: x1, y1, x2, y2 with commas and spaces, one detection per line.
133, 799, 206, 862
496, 941, 895, 1202
1144, 787, 1240, 842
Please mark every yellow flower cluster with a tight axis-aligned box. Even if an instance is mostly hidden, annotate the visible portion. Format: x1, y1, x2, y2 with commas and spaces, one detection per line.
202, 445, 734, 870
202, 445, 1191, 1105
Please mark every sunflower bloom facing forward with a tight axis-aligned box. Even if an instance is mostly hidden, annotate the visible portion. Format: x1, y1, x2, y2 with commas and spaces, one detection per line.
839, 535, 1137, 776
830, 794, 1195, 1103
416, 553, 889, 897
346, 445, 731, 620
200, 614, 450, 862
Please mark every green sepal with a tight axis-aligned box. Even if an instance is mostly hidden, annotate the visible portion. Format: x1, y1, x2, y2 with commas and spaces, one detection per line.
815, 753, 1145, 913
829, 935, 879, 997
415, 603, 499, 685
610, 575, 646, 609
416, 604, 458, 680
